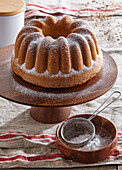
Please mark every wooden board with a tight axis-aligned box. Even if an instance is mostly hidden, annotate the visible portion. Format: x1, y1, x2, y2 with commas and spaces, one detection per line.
0, 45, 118, 107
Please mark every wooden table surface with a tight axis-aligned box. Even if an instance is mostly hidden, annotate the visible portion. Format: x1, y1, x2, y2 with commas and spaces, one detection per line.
1, 165, 122, 169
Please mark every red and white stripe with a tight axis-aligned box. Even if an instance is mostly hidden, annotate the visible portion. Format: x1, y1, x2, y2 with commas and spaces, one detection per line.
0, 153, 70, 164
117, 130, 122, 136
117, 130, 122, 139
109, 148, 122, 159
26, 4, 122, 13
0, 149, 121, 164
0, 132, 56, 144
25, 4, 122, 17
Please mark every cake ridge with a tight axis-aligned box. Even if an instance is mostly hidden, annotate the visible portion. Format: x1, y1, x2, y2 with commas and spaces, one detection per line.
18, 32, 43, 65
35, 36, 54, 73
72, 27, 99, 54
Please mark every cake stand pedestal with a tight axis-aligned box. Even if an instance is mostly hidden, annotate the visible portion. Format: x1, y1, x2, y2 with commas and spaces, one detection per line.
30, 106, 71, 123
0, 45, 117, 123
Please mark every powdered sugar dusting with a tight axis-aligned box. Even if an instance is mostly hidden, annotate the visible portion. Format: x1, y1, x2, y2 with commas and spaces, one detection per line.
78, 134, 112, 151
12, 76, 85, 105
70, 134, 91, 143
12, 49, 102, 79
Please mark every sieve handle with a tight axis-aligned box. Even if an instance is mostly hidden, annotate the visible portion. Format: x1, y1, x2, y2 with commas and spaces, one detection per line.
88, 91, 121, 121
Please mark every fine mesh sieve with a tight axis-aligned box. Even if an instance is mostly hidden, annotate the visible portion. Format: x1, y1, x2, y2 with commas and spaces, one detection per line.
60, 91, 121, 148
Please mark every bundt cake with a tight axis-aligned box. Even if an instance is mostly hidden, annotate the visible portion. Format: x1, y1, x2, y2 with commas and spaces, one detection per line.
11, 16, 103, 88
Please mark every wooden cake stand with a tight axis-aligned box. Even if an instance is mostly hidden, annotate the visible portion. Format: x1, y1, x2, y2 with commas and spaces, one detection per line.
0, 45, 117, 123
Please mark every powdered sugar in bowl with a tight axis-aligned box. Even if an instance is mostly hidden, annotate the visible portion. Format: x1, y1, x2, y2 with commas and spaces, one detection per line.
60, 91, 120, 148
56, 114, 118, 163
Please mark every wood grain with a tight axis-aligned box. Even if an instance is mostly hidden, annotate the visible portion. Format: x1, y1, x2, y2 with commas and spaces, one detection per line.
0, 165, 119, 169
30, 106, 71, 123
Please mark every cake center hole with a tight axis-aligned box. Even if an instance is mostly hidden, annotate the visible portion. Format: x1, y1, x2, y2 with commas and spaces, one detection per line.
42, 25, 72, 39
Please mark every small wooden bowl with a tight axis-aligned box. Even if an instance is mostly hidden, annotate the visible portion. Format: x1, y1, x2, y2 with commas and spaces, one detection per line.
56, 114, 117, 163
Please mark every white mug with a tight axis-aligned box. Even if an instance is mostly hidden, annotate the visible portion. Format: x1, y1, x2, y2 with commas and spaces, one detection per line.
0, 10, 25, 49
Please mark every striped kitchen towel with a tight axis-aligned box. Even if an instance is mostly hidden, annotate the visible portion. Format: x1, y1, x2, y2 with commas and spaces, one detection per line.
0, 96, 121, 168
